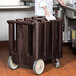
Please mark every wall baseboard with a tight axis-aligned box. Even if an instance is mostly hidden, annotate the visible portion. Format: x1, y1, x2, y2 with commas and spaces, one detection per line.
0, 41, 8, 48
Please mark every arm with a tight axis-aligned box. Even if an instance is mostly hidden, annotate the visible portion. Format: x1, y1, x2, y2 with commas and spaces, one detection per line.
57, 0, 66, 6
39, 0, 50, 17
43, 6, 50, 17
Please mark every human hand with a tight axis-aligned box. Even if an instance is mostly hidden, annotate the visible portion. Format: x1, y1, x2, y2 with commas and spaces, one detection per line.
59, 0, 66, 6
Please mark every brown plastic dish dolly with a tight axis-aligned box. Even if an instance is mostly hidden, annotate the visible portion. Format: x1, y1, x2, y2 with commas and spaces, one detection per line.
7, 17, 62, 75
31, 16, 62, 68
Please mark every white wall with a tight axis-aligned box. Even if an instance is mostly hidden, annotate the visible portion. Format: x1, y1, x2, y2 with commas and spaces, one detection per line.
0, 10, 35, 41
0, 0, 35, 41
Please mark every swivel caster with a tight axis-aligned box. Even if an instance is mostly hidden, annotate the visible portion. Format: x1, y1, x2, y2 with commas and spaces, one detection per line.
8, 56, 18, 70
33, 59, 45, 75
56, 59, 60, 68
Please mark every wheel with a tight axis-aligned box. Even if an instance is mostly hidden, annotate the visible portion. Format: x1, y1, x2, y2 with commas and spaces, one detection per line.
56, 59, 60, 68
33, 59, 45, 75
8, 56, 18, 69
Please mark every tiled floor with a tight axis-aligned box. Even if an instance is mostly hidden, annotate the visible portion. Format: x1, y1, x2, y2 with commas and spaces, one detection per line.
0, 45, 76, 76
